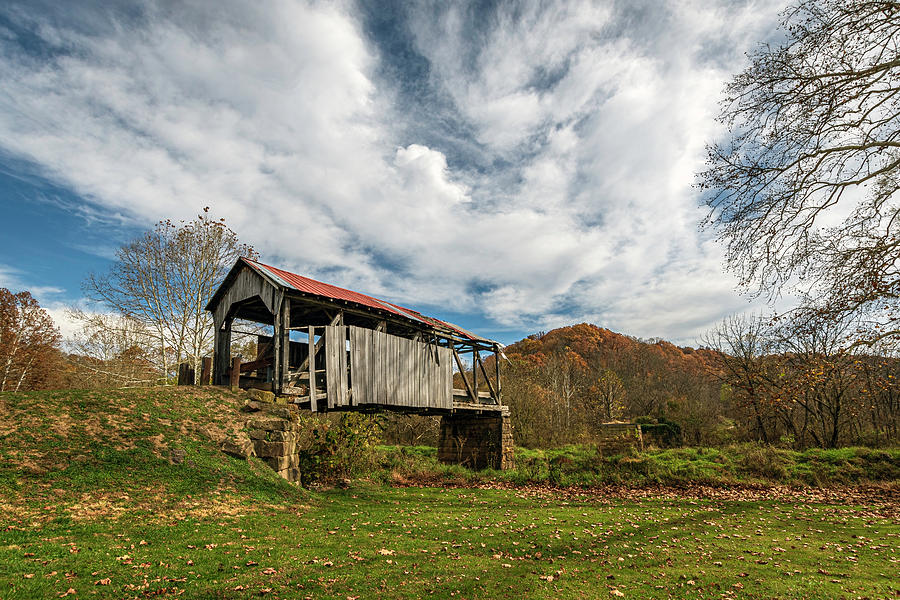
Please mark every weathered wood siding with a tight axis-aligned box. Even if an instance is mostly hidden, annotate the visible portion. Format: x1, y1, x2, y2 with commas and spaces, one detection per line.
346, 326, 451, 409
325, 325, 349, 408
212, 265, 278, 325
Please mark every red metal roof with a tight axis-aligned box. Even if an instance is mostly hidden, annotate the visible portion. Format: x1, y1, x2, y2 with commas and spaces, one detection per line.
245, 258, 487, 343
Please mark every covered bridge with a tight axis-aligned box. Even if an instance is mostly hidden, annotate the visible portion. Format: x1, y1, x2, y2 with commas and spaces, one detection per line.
205, 257, 512, 469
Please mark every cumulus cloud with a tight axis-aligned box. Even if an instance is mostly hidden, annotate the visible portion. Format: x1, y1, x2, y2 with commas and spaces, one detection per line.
0, 0, 786, 343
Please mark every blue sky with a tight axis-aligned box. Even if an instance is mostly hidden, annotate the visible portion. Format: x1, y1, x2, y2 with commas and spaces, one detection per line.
0, 0, 785, 345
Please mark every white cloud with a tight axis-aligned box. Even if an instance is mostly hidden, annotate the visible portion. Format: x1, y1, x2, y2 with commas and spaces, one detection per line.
0, 0, 787, 344
0, 264, 64, 300
0, 263, 83, 338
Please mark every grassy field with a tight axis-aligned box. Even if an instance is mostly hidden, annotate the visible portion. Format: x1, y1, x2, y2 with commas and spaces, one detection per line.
1, 388, 898, 599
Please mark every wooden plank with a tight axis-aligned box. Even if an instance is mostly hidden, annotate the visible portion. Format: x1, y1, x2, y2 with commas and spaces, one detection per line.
200, 356, 212, 385
375, 329, 387, 404
472, 349, 478, 398
418, 340, 427, 408
428, 344, 435, 409
494, 347, 502, 404
442, 347, 453, 409
339, 326, 349, 407
349, 326, 363, 405
214, 317, 231, 385
361, 327, 372, 405
325, 326, 338, 409
280, 299, 290, 394
387, 334, 397, 405
405, 337, 414, 407
324, 325, 348, 407
230, 356, 241, 391
308, 326, 317, 412
213, 265, 277, 326
419, 341, 427, 409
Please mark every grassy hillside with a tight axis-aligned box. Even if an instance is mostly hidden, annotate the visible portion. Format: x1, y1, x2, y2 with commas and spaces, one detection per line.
1, 388, 898, 599
0, 387, 305, 527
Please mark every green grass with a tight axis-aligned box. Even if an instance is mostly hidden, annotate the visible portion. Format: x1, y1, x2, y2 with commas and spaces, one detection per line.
1, 388, 898, 598
3, 485, 897, 599
377, 443, 900, 488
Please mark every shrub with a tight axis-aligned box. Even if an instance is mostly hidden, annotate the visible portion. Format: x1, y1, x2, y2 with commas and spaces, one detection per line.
297, 413, 381, 485
736, 444, 790, 481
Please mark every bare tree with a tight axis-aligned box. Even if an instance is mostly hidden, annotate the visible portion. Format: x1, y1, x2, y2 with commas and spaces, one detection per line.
0, 288, 61, 392
84, 209, 256, 382
700, 0, 900, 347
66, 309, 159, 387
704, 314, 781, 443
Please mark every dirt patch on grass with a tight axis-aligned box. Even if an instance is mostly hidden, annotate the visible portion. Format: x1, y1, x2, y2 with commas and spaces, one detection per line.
49, 412, 74, 438
392, 478, 900, 518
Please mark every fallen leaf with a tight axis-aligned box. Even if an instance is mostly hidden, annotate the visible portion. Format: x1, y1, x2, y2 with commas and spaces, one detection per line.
94, 578, 111, 585
59, 588, 76, 597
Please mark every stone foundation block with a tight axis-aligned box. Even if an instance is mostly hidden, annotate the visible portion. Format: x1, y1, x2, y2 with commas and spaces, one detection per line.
254, 440, 296, 457
262, 455, 299, 471
247, 418, 293, 431
220, 438, 254, 460
248, 428, 268, 440
438, 411, 514, 470
247, 388, 276, 404
259, 405, 299, 421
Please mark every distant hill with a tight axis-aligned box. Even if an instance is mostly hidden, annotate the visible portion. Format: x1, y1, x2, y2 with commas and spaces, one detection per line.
505, 323, 719, 375
497, 323, 725, 446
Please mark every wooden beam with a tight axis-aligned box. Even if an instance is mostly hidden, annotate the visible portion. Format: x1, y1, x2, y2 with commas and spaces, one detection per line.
494, 347, 501, 403
475, 353, 498, 402
308, 325, 317, 412
230, 356, 241, 391
273, 293, 283, 393
200, 356, 212, 386
452, 348, 477, 403
279, 298, 290, 394
295, 313, 341, 373
213, 316, 232, 385
472, 349, 478, 398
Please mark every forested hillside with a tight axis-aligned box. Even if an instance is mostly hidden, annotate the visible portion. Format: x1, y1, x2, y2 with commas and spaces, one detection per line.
499, 323, 900, 450
500, 324, 724, 447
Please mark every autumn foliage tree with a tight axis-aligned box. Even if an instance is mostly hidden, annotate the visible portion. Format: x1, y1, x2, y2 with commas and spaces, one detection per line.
0, 288, 61, 392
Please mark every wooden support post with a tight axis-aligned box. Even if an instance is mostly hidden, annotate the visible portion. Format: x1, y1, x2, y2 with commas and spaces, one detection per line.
200, 357, 212, 386
214, 317, 232, 385
472, 349, 478, 398
280, 300, 291, 395
494, 346, 501, 404
273, 294, 282, 394
230, 356, 241, 391
296, 312, 340, 373
308, 326, 317, 412
476, 353, 498, 402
